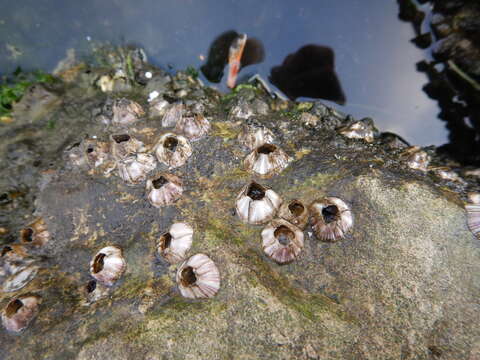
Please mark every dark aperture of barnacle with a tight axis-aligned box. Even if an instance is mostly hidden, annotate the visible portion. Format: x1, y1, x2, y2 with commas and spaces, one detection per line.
279, 199, 309, 229
244, 143, 291, 178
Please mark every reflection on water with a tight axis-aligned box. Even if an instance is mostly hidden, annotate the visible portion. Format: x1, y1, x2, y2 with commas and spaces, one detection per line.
0, 0, 449, 146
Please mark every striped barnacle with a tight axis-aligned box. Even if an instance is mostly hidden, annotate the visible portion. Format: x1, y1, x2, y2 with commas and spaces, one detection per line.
117, 153, 156, 185
1, 295, 41, 333
401, 146, 431, 172
466, 192, 480, 239
110, 134, 146, 161
112, 98, 145, 126
155, 133, 192, 168
176, 254, 220, 299
161, 103, 184, 127
174, 113, 210, 141
89, 246, 126, 287
236, 181, 282, 225
157, 222, 193, 263
146, 173, 183, 208
20, 218, 50, 246
310, 197, 353, 241
244, 143, 291, 178
238, 123, 275, 150
338, 119, 375, 143
278, 199, 309, 229
262, 219, 304, 264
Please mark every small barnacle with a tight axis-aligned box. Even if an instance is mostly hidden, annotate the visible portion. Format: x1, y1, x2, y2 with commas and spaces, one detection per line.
155, 133, 192, 168
244, 143, 291, 178
229, 99, 254, 120
262, 219, 304, 264
176, 254, 220, 299
89, 246, 126, 287
162, 103, 184, 127
146, 173, 183, 208
110, 134, 146, 160
117, 153, 156, 185
237, 123, 275, 150
20, 218, 50, 246
112, 98, 145, 126
236, 181, 282, 225
338, 119, 375, 143
278, 199, 309, 229
174, 113, 210, 141
1, 295, 41, 333
149, 98, 170, 118
432, 167, 465, 183
465, 192, 480, 239
83, 139, 111, 169
2, 265, 39, 292
402, 146, 431, 172
82, 280, 110, 305
310, 197, 353, 241
157, 222, 193, 263
1, 245, 31, 275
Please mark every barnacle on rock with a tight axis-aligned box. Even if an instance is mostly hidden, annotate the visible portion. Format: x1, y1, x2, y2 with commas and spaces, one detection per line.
146, 173, 183, 208
1, 245, 31, 275
157, 222, 193, 263
174, 113, 210, 141
2, 265, 39, 292
262, 219, 304, 264
310, 197, 353, 241
244, 143, 291, 178
278, 199, 309, 229
112, 98, 145, 126
466, 192, 480, 239
89, 246, 126, 287
176, 254, 220, 299
338, 119, 375, 143
149, 98, 170, 118
1, 295, 41, 333
111, 134, 146, 160
117, 153, 156, 185
82, 280, 110, 305
238, 123, 275, 150
155, 133, 192, 168
161, 103, 184, 127
432, 167, 465, 183
20, 218, 50, 246
236, 181, 282, 225
83, 139, 112, 169
402, 146, 431, 172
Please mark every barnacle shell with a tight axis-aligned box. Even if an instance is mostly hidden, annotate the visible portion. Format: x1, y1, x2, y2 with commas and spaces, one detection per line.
176, 254, 220, 299
162, 103, 184, 127
149, 98, 170, 118
146, 173, 183, 208
117, 153, 156, 185
338, 119, 375, 143
402, 146, 430, 172
112, 98, 145, 126
20, 218, 50, 246
174, 114, 210, 141
111, 134, 146, 160
1, 295, 41, 333
1, 245, 31, 275
83, 139, 112, 169
157, 222, 193, 263
432, 167, 465, 183
236, 181, 282, 225
238, 123, 275, 150
244, 143, 291, 178
278, 199, 309, 229
2, 265, 39, 292
262, 219, 304, 264
89, 246, 126, 286
310, 197, 353, 241
466, 192, 480, 239
155, 133, 192, 168
83, 280, 110, 305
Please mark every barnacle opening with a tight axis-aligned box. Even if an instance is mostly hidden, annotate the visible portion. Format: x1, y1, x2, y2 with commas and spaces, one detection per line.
180, 266, 197, 286
92, 253, 106, 273
159, 233, 172, 250
288, 201, 305, 217
257, 144, 276, 154
247, 182, 265, 200
20, 228, 34, 243
152, 176, 169, 189
322, 205, 339, 223
274, 225, 295, 246
1, 246, 12, 257
86, 280, 97, 293
112, 134, 131, 143
164, 137, 178, 152
86, 146, 94, 154
5, 299, 23, 317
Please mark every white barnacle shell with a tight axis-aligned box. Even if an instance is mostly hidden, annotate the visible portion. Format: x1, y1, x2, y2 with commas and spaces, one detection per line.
466, 192, 480, 239
1, 295, 41, 333
238, 123, 275, 150
157, 222, 193, 263
244, 143, 291, 178
146, 173, 183, 208
2, 265, 39, 292
338, 119, 375, 143
154, 133, 192, 168
162, 103, 184, 127
262, 219, 304, 264
117, 153, 156, 185
89, 246, 126, 287
433, 167, 465, 183
402, 146, 431, 172
149, 98, 170, 118
278, 199, 309, 230
83, 139, 112, 169
112, 98, 145, 126
174, 114, 210, 141
1, 245, 32, 275
236, 181, 282, 225
310, 197, 353, 242
20, 218, 50, 246
110, 134, 146, 160
176, 254, 220, 299
83, 280, 110, 305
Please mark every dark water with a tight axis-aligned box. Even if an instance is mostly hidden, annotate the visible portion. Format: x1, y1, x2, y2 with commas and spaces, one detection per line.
0, 0, 447, 146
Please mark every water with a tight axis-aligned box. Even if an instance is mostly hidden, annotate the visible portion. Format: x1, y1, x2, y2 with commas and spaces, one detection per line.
0, 0, 448, 147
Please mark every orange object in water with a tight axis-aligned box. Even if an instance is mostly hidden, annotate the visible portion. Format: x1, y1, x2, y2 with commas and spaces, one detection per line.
227, 34, 247, 88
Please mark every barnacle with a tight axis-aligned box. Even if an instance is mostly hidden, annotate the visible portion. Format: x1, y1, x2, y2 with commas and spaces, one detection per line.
83, 280, 110, 305
310, 197, 353, 241
262, 219, 304, 264
162, 103, 184, 127
20, 218, 50, 246
83, 139, 112, 169
237, 123, 275, 150
236, 181, 282, 225
157, 222, 193, 263
89, 246, 126, 287
149, 98, 170, 118
466, 192, 480, 239
244, 143, 291, 178
155, 133, 192, 168
176, 254, 220, 299
110, 134, 146, 160
1, 245, 31, 275
2, 265, 39, 292
174, 113, 210, 141
146, 173, 183, 208
1, 295, 41, 333
338, 119, 375, 143
402, 146, 430, 172
112, 98, 145, 126
117, 153, 156, 185
278, 199, 309, 229
432, 167, 465, 183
